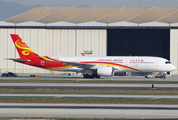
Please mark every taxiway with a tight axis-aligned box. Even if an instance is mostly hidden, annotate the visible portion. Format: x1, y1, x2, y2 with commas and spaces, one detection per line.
1, 74, 178, 81
0, 103, 178, 119
0, 94, 178, 100
0, 83, 178, 89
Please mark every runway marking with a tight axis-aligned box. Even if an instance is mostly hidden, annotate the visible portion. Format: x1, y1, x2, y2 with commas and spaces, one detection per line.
0, 113, 64, 117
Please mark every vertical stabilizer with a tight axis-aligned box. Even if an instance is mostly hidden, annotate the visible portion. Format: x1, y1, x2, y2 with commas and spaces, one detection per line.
10, 34, 39, 59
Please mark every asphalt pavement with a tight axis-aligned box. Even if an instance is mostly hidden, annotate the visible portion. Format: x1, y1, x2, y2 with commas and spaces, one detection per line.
0, 83, 178, 89
1, 73, 178, 81
0, 94, 178, 100
0, 103, 178, 119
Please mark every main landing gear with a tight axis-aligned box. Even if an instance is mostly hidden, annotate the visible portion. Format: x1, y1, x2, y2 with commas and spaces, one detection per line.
83, 69, 100, 79
83, 74, 100, 79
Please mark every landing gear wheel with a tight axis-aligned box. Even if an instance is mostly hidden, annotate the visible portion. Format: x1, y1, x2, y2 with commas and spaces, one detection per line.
96, 76, 100, 78
83, 74, 88, 78
88, 75, 94, 79
161, 76, 166, 79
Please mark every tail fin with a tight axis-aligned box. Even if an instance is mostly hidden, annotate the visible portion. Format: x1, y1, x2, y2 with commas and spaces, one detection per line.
81, 53, 85, 56
10, 34, 39, 59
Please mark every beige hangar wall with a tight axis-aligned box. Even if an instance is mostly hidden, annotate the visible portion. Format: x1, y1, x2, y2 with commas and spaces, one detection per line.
0, 28, 107, 74
170, 29, 178, 74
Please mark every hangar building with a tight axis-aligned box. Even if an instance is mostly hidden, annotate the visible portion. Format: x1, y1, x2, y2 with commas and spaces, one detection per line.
0, 7, 178, 74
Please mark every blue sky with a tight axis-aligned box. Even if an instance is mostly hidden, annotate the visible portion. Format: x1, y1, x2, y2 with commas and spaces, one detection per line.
1, 0, 178, 7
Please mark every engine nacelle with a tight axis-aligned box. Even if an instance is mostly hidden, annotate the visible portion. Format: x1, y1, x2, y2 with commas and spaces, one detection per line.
97, 67, 114, 77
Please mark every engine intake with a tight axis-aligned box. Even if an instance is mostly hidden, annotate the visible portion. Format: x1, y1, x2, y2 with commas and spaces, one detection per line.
97, 67, 114, 77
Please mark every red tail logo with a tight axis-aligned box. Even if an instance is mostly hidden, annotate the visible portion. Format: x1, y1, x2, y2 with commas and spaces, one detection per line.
81, 53, 85, 56
11, 34, 39, 59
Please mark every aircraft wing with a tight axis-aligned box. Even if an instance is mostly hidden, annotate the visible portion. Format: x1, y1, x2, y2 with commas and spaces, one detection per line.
61, 61, 118, 70
63, 61, 95, 68
43, 59, 95, 69
5, 58, 31, 62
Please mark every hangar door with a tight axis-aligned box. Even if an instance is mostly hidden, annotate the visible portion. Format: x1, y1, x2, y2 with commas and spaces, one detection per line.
107, 29, 170, 60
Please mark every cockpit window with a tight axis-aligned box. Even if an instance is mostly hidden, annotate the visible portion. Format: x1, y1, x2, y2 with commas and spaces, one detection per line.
165, 61, 171, 64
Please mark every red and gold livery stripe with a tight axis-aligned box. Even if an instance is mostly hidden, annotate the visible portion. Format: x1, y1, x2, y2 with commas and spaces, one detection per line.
83, 62, 142, 72
40, 56, 141, 72
43, 66, 72, 70
41, 56, 59, 61
40, 56, 73, 70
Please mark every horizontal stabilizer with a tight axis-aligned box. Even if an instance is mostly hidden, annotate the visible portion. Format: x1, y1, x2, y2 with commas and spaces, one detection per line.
5, 58, 31, 62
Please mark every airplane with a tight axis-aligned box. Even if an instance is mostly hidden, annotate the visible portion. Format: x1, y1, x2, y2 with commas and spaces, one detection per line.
7, 34, 176, 79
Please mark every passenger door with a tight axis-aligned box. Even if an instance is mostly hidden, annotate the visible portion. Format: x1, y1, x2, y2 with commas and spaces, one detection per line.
41, 60, 45, 65
124, 59, 128, 65
155, 60, 159, 66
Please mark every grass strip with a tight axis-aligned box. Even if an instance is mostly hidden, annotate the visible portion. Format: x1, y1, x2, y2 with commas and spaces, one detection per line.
0, 79, 178, 84
0, 98, 178, 104
0, 88, 178, 95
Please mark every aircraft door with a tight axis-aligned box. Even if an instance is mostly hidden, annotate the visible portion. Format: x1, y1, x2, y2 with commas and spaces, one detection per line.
124, 59, 128, 65
41, 60, 45, 65
155, 60, 159, 66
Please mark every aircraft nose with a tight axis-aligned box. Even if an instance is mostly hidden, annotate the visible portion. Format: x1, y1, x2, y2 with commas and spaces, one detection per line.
171, 65, 176, 71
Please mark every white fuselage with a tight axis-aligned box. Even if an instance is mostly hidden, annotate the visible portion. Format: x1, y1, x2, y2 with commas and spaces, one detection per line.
47, 56, 176, 73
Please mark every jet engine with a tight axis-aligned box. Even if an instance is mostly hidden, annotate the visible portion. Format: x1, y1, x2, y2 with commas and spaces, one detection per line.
97, 67, 114, 77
